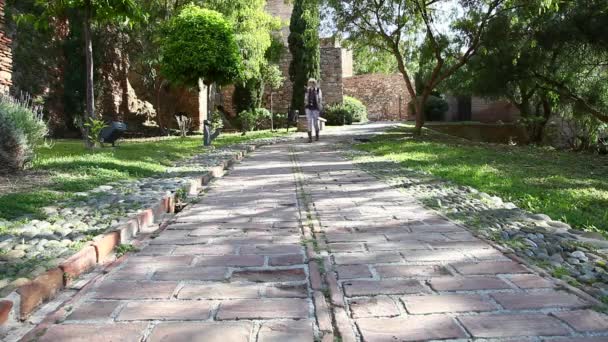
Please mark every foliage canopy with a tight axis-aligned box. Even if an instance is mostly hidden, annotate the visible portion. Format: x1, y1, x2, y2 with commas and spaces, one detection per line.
159, 5, 243, 87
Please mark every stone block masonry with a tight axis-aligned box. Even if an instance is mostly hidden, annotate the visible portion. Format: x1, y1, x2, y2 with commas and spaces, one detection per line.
320, 45, 344, 108
0, 0, 12, 93
223, 45, 347, 118
344, 73, 412, 121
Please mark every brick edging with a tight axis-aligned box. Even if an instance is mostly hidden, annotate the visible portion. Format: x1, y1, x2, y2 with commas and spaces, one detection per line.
1, 145, 257, 326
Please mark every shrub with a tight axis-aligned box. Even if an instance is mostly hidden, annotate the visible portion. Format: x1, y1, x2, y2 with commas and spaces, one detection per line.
408, 96, 449, 121
273, 113, 289, 130
210, 110, 224, 131
343, 96, 368, 123
83, 118, 108, 146
0, 94, 48, 173
175, 115, 192, 137
324, 104, 350, 126
425, 96, 449, 121
253, 108, 272, 130
239, 108, 272, 132
323, 97, 368, 126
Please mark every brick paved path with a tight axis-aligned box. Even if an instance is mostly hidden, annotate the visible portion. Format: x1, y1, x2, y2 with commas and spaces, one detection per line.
26, 125, 608, 341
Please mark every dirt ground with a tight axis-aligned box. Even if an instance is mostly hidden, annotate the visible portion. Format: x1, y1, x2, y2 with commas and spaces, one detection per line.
0, 170, 51, 195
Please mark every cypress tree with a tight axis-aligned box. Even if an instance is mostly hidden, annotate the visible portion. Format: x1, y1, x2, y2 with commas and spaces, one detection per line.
288, 0, 320, 115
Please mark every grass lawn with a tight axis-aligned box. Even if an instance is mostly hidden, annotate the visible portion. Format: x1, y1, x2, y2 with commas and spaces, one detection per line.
356, 125, 608, 233
0, 131, 287, 221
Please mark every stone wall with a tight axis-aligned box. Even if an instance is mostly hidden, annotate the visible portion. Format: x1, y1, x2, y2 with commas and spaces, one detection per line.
264, 51, 293, 115
342, 49, 353, 78
344, 73, 411, 121
320, 46, 344, 108
0, 0, 12, 93
265, 0, 292, 45
219, 7, 352, 118
128, 73, 205, 133
445, 96, 520, 123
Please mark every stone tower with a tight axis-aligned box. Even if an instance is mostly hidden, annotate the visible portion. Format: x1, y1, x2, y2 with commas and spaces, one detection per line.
265, 0, 292, 45
263, 0, 351, 114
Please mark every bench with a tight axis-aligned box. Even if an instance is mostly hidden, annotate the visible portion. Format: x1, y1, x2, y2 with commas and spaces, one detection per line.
297, 115, 327, 132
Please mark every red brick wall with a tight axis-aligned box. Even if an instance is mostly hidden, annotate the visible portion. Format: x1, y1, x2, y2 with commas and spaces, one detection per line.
343, 74, 411, 121
0, 0, 12, 93
470, 99, 520, 123
444, 96, 520, 123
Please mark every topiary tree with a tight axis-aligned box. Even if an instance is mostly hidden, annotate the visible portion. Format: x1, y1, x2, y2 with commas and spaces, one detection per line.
203, 0, 280, 115
159, 5, 242, 88
288, 0, 320, 115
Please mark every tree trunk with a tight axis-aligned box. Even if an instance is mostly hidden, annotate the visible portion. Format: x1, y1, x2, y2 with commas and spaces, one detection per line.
83, 1, 95, 148
270, 92, 274, 131
156, 79, 167, 134
414, 86, 435, 136
392, 47, 420, 135
48, 16, 70, 136
534, 97, 552, 143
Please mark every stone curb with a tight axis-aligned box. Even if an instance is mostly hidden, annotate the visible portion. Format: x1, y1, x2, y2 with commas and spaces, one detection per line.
0, 145, 256, 326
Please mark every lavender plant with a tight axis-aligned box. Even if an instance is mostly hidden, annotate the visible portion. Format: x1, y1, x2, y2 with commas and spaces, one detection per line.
0, 93, 48, 173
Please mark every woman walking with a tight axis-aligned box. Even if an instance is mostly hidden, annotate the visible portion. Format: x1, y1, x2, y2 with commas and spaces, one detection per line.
304, 78, 323, 143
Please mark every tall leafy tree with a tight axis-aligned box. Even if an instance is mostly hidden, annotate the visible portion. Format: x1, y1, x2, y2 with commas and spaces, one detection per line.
130, 0, 280, 126
289, 0, 320, 114
445, 0, 608, 143
23, 0, 144, 147
329, 0, 514, 135
203, 0, 280, 82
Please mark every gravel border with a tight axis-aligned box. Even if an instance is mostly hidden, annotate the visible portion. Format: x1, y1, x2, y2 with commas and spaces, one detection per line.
345, 142, 608, 304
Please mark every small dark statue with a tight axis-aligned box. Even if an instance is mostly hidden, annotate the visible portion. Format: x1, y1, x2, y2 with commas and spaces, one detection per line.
203, 120, 221, 146
100, 122, 127, 147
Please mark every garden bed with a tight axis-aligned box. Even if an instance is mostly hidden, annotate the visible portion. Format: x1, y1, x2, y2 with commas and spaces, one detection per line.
0, 132, 290, 305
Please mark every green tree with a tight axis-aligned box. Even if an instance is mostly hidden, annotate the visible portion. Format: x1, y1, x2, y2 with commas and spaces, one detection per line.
159, 5, 242, 87
289, 0, 320, 114
203, 0, 280, 81
23, 0, 144, 147
329, 0, 515, 135
344, 39, 398, 75
202, 0, 280, 114
445, 0, 608, 142
262, 63, 285, 130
